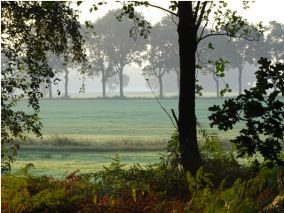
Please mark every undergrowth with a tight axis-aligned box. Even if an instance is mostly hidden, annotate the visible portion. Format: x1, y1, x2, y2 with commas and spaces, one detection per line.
2, 131, 284, 212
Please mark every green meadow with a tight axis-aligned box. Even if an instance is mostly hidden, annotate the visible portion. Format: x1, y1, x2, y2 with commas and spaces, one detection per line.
13, 98, 245, 177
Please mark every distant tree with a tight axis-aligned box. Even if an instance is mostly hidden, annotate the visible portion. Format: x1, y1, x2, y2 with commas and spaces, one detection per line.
106, 74, 130, 95
45, 52, 77, 99
143, 16, 180, 95
209, 58, 284, 165
159, 17, 180, 91
265, 21, 284, 64
83, 25, 116, 98
1, 2, 85, 170
197, 35, 230, 97
94, 10, 146, 98
229, 38, 258, 95
142, 22, 169, 98
245, 21, 284, 91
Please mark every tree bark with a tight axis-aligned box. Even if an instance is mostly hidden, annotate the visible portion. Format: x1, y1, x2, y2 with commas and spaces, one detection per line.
238, 67, 243, 95
119, 69, 124, 98
177, 2, 202, 176
64, 67, 69, 98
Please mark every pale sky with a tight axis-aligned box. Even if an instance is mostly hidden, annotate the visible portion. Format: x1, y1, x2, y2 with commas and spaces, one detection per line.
75, 1, 284, 25
65, 1, 284, 94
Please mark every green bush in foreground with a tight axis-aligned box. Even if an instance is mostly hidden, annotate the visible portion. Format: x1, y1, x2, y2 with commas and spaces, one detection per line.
2, 154, 284, 212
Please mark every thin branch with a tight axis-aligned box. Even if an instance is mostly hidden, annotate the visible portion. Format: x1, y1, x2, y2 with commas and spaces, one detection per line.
171, 109, 179, 128
128, 1, 178, 17
199, 21, 208, 42
196, 49, 227, 86
144, 2, 178, 17
146, 79, 178, 130
198, 2, 214, 40
166, 13, 178, 26
198, 33, 228, 43
193, 1, 201, 23
196, 2, 208, 29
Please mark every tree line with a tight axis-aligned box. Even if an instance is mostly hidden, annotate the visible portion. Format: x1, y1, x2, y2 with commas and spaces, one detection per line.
2, 1, 283, 175
47, 11, 283, 99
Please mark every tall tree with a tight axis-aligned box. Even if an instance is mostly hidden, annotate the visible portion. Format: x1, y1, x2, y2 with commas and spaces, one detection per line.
226, 39, 255, 95
116, 1, 262, 175
262, 21, 284, 63
1, 2, 86, 170
160, 17, 180, 91
142, 22, 169, 98
47, 54, 70, 98
94, 10, 146, 98
106, 74, 130, 95
83, 25, 116, 98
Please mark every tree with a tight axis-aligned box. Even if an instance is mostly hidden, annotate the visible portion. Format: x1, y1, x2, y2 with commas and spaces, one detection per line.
160, 17, 180, 91
43, 53, 71, 99
94, 10, 146, 98
197, 34, 229, 97
265, 21, 284, 64
225, 38, 256, 95
83, 25, 116, 98
1, 2, 86, 170
116, 1, 262, 175
209, 58, 284, 165
106, 74, 130, 95
142, 22, 169, 98
142, 16, 180, 95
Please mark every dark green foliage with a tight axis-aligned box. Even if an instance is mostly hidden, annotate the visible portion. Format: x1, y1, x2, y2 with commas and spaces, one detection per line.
2, 154, 284, 212
209, 58, 284, 165
1, 1, 86, 171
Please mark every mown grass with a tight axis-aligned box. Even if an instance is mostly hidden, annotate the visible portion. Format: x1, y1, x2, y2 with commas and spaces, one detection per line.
17, 98, 243, 138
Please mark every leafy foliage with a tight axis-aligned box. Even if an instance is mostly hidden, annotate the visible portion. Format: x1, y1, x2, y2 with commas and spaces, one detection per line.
2, 154, 284, 212
1, 1, 86, 171
209, 58, 284, 165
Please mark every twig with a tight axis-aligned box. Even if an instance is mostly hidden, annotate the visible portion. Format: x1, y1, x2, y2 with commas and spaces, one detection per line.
146, 79, 178, 129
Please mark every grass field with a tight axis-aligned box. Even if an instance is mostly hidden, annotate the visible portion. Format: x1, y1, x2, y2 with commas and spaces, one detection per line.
18, 98, 243, 139
13, 98, 246, 177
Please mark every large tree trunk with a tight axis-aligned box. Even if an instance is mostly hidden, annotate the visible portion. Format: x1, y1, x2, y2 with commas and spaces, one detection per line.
119, 69, 124, 98
64, 67, 69, 98
158, 75, 163, 98
238, 67, 243, 95
48, 77, 52, 99
177, 2, 202, 176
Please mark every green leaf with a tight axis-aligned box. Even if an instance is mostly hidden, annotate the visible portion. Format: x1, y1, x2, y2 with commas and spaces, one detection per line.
208, 42, 214, 50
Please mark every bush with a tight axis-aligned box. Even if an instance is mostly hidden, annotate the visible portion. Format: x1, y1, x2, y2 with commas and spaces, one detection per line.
2, 146, 284, 212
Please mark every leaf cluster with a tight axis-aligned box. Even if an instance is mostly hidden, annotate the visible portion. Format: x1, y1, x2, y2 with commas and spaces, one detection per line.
209, 58, 284, 165
1, 1, 86, 170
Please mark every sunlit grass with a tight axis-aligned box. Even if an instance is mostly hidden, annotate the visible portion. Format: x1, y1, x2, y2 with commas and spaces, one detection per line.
12, 151, 162, 178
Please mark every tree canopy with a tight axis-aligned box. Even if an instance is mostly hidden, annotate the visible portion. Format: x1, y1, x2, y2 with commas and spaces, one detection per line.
1, 1, 86, 170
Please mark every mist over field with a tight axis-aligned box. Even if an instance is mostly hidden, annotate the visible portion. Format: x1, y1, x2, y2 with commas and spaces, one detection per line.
9, 11, 284, 176
2, 2, 284, 211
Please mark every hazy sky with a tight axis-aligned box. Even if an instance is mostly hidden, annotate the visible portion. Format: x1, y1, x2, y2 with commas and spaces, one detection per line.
64, 1, 284, 95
